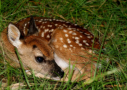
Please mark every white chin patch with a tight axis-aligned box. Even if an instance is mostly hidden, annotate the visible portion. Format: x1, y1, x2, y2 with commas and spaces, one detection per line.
51, 77, 61, 81
54, 53, 72, 69
25, 70, 61, 81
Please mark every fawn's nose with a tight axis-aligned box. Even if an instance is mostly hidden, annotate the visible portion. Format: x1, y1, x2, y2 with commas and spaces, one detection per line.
53, 68, 64, 78
52, 60, 65, 78
59, 69, 64, 78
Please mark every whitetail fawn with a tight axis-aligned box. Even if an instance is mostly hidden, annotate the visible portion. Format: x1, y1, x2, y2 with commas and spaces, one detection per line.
0, 16, 102, 82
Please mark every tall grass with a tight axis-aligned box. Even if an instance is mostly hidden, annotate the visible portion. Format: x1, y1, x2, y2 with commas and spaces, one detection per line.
0, 0, 127, 89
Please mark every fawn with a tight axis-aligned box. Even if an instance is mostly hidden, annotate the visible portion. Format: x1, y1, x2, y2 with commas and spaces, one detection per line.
0, 16, 102, 82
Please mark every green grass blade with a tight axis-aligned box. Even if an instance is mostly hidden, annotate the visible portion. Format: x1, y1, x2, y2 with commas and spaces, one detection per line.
15, 48, 31, 89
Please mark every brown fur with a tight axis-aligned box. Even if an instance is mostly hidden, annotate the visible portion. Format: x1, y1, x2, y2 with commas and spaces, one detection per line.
0, 17, 102, 82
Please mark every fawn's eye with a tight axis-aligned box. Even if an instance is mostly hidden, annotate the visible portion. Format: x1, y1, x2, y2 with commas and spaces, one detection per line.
35, 56, 45, 63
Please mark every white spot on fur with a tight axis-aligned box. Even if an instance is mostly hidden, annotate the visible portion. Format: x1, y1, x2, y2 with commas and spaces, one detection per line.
74, 24, 77, 26
87, 35, 91, 38
40, 26, 43, 28
66, 21, 70, 23
75, 37, 79, 39
85, 43, 89, 46
83, 40, 87, 43
67, 39, 71, 43
60, 38, 63, 41
68, 28, 72, 30
81, 47, 84, 50
70, 45, 73, 47
24, 23, 27, 27
80, 35, 83, 38
41, 19, 43, 21
49, 19, 52, 21
72, 33, 77, 35
73, 47, 76, 49
39, 20, 42, 22
69, 48, 72, 52
85, 33, 90, 35
55, 24, 58, 26
69, 31, 73, 34
69, 25, 71, 28
49, 29, 54, 32
46, 34, 50, 38
45, 29, 49, 33
75, 40, 79, 44
43, 26, 45, 29
63, 24, 67, 27
48, 25, 52, 27
65, 34, 68, 37
63, 29, 67, 33
41, 32, 45, 37
88, 50, 94, 54
72, 36, 75, 39
63, 44, 67, 48
79, 43, 82, 46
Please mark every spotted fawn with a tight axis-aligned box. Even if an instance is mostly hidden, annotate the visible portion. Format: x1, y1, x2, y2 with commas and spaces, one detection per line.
0, 16, 102, 81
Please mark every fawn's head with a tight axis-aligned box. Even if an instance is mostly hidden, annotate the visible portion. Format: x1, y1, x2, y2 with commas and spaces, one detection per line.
7, 23, 64, 80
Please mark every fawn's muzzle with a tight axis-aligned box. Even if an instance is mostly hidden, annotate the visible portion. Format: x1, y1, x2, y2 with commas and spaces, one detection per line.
51, 60, 64, 79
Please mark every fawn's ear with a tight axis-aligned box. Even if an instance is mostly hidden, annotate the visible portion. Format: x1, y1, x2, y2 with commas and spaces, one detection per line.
8, 23, 22, 48
28, 16, 38, 35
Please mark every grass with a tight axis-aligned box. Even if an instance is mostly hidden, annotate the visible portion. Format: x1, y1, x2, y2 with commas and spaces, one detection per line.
0, 0, 127, 89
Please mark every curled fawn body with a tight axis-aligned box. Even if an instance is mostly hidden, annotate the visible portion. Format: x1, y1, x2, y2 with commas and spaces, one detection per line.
0, 16, 102, 81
